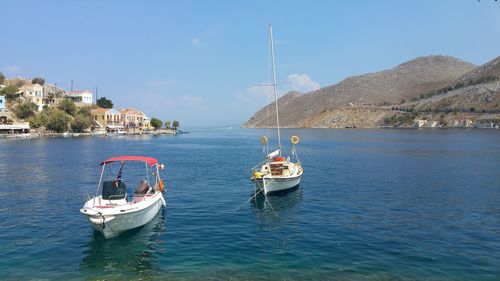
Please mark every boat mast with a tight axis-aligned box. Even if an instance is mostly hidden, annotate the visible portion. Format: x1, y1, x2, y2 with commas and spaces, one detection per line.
269, 24, 281, 152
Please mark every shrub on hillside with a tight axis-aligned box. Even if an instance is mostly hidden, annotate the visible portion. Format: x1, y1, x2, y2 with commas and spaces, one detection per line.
14, 102, 37, 119
71, 114, 92, 132
47, 109, 71, 133
58, 98, 77, 116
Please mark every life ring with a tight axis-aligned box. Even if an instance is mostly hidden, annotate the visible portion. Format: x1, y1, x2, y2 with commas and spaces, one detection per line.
159, 180, 164, 192
260, 136, 268, 145
291, 135, 300, 144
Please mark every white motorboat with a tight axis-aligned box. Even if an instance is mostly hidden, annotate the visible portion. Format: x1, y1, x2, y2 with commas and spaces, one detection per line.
80, 156, 167, 238
251, 25, 303, 195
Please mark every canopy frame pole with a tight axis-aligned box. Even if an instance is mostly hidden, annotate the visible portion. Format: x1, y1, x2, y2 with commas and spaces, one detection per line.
145, 162, 150, 187
94, 163, 106, 207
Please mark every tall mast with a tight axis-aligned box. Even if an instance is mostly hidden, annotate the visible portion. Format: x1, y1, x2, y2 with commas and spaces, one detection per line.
269, 24, 281, 152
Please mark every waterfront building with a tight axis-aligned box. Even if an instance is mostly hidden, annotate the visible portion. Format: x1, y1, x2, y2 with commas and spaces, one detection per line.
414, 119, 427, 128
65, 90, 93, 104
142, 115, 151, 131
0, 95, 6, 112
19, 83, 44, 111
92, 108, 123, 132
0, 122, 30, 134
120, 108, 145, 132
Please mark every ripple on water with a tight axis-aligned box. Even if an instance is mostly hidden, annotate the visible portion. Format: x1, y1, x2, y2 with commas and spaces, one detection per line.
0, 129, 499, 280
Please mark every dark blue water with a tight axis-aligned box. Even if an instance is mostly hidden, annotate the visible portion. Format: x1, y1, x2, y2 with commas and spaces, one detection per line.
1, 129, 499, 280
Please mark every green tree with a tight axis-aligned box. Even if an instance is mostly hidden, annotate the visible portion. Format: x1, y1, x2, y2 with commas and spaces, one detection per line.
78, 106, 93, 118
150, 118, 163, 130
28, 111, 49, 128
47, 109, 71, 133
31, 77, 45, 85
96, 97, 113, 108
0, 72, 5, 84
71, 114, 92, 132
172, 120, 179, 129
0, 85, 19, 100
164, 121, 171, 128
58, 98, 77, 116
14, 102, 37, 119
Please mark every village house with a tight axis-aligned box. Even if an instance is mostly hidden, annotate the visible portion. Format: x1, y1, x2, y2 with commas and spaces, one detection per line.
19, 83, 44, 111
453, 119, 474, 128
426, 120, 438, 128
43, 83, 65, 97
91, 108, 123, 132
120, 108, 145, 132
414, 119, 427, 128
65, 90, 93, 104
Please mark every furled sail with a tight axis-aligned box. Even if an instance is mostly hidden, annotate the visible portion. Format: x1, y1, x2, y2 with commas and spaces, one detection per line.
267, 149, 280, 159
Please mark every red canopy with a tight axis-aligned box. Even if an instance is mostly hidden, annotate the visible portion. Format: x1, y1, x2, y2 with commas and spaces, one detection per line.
100, 156, 158, 166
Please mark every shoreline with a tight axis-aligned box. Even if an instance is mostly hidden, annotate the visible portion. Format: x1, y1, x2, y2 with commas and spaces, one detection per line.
0, 129, 177, 139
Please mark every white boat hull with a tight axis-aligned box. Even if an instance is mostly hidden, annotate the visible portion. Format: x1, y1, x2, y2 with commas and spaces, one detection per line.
81, 193, 165, 238
254, 175, 301, 194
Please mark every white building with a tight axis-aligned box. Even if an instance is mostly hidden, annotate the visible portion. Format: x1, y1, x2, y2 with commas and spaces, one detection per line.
65, 90, 93, 104
414, 119, 427, 128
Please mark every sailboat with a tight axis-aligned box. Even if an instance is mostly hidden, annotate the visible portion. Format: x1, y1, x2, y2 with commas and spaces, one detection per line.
251, 24, 304, 195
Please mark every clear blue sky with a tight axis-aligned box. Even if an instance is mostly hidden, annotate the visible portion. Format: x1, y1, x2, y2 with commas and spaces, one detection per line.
1, 1, 499, 127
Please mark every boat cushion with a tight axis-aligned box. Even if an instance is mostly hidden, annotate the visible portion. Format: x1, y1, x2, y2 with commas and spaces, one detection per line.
134, 179, 149, 195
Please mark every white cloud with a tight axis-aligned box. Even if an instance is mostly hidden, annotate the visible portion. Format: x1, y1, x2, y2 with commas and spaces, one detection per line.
237, 85, 274, 104
286, 73, 320, 93
191, 37, 201, 46
2, 65, 21, 76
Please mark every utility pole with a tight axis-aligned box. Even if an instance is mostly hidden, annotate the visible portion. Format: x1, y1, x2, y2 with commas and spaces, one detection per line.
95, 86, 98, 104
71, 80, 74, 92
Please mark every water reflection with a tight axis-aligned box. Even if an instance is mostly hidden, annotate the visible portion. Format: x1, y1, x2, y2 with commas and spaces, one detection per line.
80, 210, 166, 279
251, 187, 303, 213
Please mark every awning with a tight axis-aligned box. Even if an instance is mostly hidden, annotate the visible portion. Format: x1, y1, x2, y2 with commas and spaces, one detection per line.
100, 156, 158, 166
0, 124, 30, 130
106, 125, 124, 129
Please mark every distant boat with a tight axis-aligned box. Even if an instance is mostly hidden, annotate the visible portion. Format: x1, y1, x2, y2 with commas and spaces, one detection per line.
250, 25, 303, 195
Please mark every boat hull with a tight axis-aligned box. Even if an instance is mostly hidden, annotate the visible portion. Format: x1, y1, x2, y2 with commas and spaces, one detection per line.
253, 175, 301, 195
82, 195, 163, 238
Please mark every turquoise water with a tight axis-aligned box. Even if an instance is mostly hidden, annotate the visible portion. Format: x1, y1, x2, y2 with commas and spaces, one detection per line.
0, 129, 499, 280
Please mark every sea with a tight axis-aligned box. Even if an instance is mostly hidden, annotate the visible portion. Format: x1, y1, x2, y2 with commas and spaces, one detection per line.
0, 128, 499, 280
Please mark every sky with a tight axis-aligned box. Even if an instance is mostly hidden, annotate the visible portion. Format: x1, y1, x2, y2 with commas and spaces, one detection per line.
1, 0, 499, 127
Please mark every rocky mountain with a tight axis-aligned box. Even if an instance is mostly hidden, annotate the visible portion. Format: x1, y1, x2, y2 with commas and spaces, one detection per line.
454, 56, 500, 87
244, 55, 476, 128
245, 91, 302, 127
415, 56, 500, 113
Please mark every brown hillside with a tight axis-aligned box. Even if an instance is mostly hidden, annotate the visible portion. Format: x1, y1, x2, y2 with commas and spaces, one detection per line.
244, 55, 475, 128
